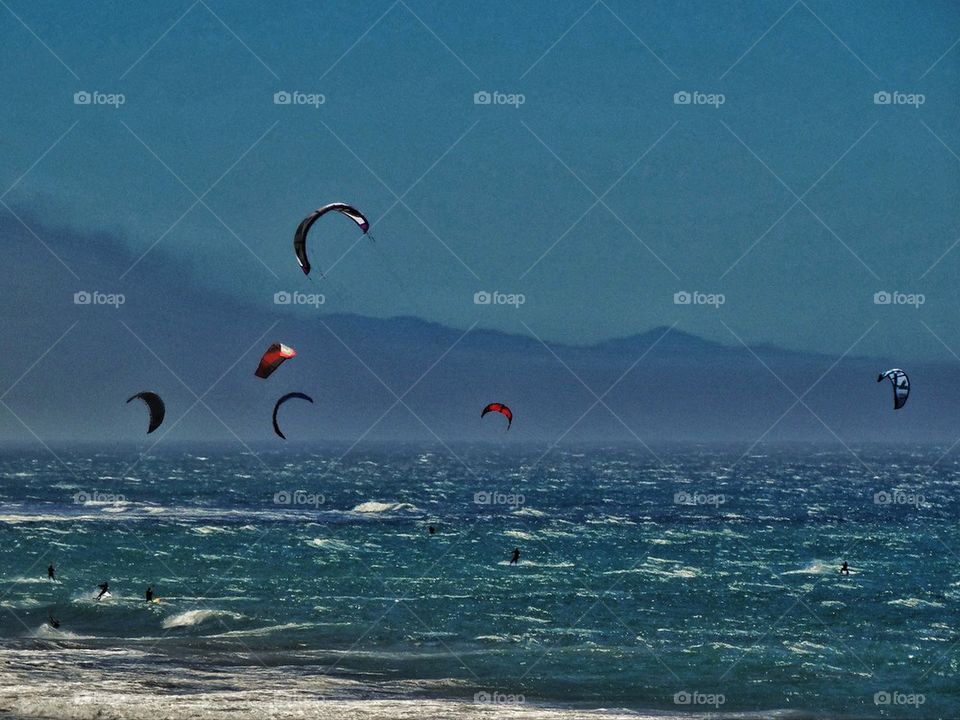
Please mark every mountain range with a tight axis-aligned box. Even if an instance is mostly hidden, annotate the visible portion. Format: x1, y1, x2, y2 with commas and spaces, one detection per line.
2, 209, 957, 448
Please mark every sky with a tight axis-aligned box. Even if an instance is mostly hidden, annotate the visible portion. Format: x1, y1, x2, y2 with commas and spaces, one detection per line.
2, 0, 960, 363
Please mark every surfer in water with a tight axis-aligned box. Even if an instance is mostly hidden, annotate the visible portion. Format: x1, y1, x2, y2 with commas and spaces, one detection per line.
840, 561, 849, 576
428, 526, 435, 535
96, 582, 109, 601
48, 615, 60, 629
145, 586, 154, 602
510, 547, 520, 565
47, 564, 55, 581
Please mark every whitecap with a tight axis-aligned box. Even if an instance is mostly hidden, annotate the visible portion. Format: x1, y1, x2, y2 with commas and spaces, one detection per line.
511, 507, 547, 518
192, 526, 234, 536
162, 609, 243, 629
887, 598, 944, 609
305, 538, 353, 551
504, 530, 536, 540
782, 560, 839, 576
351, 501, 420, 514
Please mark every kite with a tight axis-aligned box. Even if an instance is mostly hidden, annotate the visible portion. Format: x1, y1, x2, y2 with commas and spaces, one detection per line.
126, 392, 165, 434
294, 203, 370, 276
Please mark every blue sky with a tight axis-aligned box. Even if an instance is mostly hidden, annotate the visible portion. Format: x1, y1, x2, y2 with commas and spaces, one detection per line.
2, 0, 960, 359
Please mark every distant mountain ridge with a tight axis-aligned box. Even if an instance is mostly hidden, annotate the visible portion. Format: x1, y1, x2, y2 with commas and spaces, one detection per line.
1, 211, 956, 445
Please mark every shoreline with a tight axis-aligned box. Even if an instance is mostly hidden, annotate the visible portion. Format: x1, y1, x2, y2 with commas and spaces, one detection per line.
0, 647, 855, 720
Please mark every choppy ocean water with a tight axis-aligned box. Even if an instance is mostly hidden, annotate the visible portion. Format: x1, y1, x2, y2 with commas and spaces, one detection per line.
0, 444, 957, 719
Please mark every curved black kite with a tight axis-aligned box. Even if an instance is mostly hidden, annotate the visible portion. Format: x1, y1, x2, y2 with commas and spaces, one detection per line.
126, 391, 165, 434
293, 203, 370, 276
272, 392, 314, 439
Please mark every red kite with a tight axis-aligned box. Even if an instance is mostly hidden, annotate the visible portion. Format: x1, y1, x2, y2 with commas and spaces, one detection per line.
255, 343, 296, 379
481, 402, 512, 430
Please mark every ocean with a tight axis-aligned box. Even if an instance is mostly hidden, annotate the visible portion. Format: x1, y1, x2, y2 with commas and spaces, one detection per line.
0, 444, 956, 719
